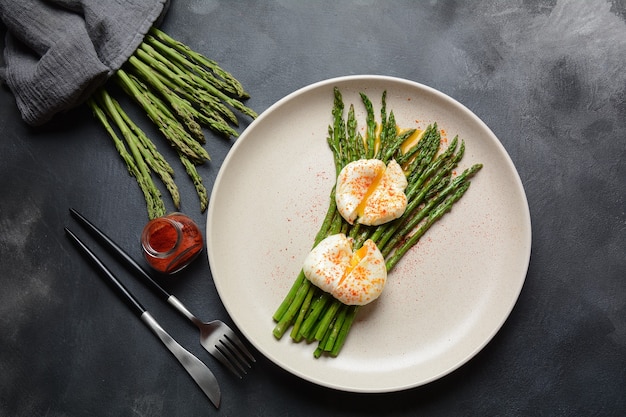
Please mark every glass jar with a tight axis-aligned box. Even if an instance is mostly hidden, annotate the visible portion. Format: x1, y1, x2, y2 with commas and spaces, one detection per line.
141, 212, 204, 274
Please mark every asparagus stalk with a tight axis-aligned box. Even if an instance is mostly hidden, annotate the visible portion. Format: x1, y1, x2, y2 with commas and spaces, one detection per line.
115, 70, 210, 163
88, 97, 137, 177
110, 96, 181, 210
178, 151, 209, 212
148, 67, 239, 138
148, 27, 249, 99
361, 92, 377, 159
136, 44, 240, 131
330, 306, 358, 356
126, 55, 205, 143
91, 89, 166, 219
273, 277, 312, 339
145, 30, 257, 119
116, 103, 174, 176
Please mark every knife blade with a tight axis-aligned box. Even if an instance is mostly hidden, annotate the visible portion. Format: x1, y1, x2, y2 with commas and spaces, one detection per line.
141, 312, 221, 408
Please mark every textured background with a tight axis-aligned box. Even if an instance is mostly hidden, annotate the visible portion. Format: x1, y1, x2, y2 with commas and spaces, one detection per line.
1, 1, 625, 416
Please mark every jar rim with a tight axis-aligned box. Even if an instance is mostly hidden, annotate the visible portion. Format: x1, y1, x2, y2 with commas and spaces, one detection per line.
141, 217, 183, 258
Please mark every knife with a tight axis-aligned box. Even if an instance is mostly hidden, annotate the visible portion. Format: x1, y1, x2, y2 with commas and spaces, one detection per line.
65, 227, 221, 408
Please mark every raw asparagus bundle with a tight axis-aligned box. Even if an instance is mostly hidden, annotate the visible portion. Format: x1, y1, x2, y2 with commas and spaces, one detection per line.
88, 27, 256, 219
272, 88, 482, 357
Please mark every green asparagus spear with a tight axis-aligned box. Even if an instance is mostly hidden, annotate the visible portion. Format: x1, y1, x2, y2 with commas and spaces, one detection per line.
178, 151, 209, 212
126, 55, 205, 143
94, 89, 166, 219
148, 27, 249, 99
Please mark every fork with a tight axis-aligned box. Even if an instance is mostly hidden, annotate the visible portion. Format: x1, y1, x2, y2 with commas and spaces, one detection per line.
70, 208, 255, 378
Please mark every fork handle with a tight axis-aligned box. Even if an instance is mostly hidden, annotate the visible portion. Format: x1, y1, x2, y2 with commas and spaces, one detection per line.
65, 227, 145, 317
167, 295, 201, 324
71, 209, 204, 327
70, 208, 171, 301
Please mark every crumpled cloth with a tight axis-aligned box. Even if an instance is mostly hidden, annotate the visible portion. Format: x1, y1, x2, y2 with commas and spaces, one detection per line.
0, 0, 170, 126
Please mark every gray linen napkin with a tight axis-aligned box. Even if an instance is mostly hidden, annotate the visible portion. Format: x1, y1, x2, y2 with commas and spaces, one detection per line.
0, 0, 169, 126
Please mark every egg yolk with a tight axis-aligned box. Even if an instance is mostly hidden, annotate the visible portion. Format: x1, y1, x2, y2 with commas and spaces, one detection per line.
355, 167, 385, 218
302, 234, 387, 306
338, 244, 369, 286
335, 159, 408, 226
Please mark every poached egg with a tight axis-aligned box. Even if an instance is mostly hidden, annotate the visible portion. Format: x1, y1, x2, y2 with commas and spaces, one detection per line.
335, 159, 408, 226
302, 234, 386, 306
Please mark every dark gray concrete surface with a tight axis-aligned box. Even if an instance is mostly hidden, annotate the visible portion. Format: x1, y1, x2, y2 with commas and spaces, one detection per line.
1, 1, 625, 416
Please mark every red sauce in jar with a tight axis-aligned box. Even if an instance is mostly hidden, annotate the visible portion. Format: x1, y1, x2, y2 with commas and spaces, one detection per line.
141, 212, 204, 274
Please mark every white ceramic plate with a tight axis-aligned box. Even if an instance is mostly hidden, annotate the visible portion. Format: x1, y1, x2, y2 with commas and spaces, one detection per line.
207, 75, 531, 393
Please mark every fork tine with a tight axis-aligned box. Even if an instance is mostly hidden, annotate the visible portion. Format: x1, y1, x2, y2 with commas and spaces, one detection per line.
212, 346, 244, 379
216, 342, 248, 376
224, 331, 256, 363
220, 335, 253, 371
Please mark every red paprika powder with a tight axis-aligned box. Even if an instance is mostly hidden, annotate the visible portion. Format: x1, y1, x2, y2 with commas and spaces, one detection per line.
141, 212, 204, 274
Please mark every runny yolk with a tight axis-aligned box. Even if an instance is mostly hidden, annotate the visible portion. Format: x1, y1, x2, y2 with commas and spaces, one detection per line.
399, 128, 423, 154
355, 165, 385, 217
337, 245, 369, 286
373, 123, 382, 155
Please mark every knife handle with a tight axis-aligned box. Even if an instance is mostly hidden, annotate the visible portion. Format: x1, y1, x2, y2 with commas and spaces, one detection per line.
69, 208, 171, 301
65, 227, 221, 408
65, 227, 145, 317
